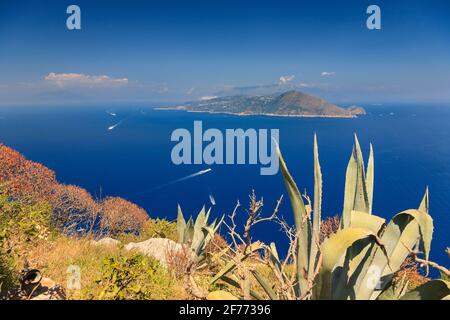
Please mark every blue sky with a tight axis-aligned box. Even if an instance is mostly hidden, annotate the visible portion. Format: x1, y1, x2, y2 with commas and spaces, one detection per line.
0, 0, 449, 105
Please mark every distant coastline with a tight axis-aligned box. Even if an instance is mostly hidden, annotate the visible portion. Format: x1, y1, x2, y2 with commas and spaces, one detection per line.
154, 106, 358, 119
156, 91, 366, 119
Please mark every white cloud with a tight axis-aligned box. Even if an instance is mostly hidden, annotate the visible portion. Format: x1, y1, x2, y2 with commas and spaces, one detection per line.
321, 71, 335, 77
279, 75, 295, 85
186, 87, 196, 95
200, 96, 217, 101
299, 83, 318, 88
44, 72, 128, 88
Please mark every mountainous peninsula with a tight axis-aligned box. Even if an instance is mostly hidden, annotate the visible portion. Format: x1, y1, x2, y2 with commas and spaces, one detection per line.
164, 91, 366, 118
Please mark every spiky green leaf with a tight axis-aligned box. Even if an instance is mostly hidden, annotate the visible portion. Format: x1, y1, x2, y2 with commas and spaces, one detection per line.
366, 144, 374, 213
177, 204, 186, 243
191, 207, 207, 253
419, 187, 429, 214
220, 275, 264, 300
184, 217, 195, 243
276, 143, 310, 295
210, 242, 264, 284
353, 135, 370, 214
331, 235, 379, 300
349, 210, 385, 234
342, 148, 358, 228
316, 227, 377, 299
250, 269, 280, 300
309, 134, 322, 280
357, 209, 433, 300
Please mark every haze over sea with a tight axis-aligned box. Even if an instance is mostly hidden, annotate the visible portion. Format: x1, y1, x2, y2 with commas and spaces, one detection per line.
0, 104, 449, 267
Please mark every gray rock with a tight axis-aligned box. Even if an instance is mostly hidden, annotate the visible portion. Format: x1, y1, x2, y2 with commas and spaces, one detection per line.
124, 238, 194, 267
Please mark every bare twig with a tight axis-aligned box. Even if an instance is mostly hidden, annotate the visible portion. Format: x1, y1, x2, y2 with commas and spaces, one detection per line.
413, 256, 450, 277
402, 242, 450, 277
218, 192, 285, 299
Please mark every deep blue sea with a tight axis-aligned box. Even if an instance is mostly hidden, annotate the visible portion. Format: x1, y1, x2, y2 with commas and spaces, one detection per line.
0, 104, 449, 268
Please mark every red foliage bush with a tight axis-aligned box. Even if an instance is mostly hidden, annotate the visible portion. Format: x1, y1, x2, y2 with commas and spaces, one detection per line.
0, 144, 57, 203
205, 234, 229, 256
50, 184, 99, 234
99, 197, 149, 236
319, 215, 340, 243
0, 144, 154, 237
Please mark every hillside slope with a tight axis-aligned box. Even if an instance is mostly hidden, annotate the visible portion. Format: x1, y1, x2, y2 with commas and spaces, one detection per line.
170, 91, 366, 117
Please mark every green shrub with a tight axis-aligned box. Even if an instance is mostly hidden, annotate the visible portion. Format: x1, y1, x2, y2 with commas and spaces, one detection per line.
141, 218, 177, 240
0, 192, 52, 242
0, 250, 16, 291
119, 218, 177, 243
0, 190, 52, 291
95, 254, 174, 300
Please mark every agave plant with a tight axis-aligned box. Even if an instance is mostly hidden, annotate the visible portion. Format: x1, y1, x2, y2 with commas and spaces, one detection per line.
212, 134, 449, 300
176, 205, 223, 262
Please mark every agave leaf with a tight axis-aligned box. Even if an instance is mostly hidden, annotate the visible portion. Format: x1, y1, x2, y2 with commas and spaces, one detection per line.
354, 134, 364, 166
210, 241, 264, 284
200, 215, 225, 256
331, 235, 379, 300
412, 208, 434, 257
202, 219, 219, 241
194, 227, 212, 257
376, 274, 409, 300
353, 135, 370, 214
321, 228, 375, 270
309, 134, 322, 280
400, 280, 450, 300
419, 187, 429, 214
316, 227, 377, 299
191, 207, 207, 253
342, 136, 371, 229
177, 205, 186, 243
268, 242, 282, 274
194, 206, 207, 230
276, 144, 310, 294
214, 214, 225, 233
209, 218, 217, 232
404, 208, 433, 274
205, 207, 212, 222
211, 262, 236, 285
250, 269, 280, 300
184, 217, 195, 243
366, 144, 374, 213
417, 187, 432, 275
349, 210, 385, 234
357, 209, 432, 300
342, 148, 358, 228
220, 275, 264, 300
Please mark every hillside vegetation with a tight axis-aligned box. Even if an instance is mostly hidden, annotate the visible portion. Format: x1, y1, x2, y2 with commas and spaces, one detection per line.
0, 139, 448, 300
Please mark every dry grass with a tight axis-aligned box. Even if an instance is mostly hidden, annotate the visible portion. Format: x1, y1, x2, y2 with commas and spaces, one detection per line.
21, 235, 122, 299
18, 235, 191, 300
165, 245, 195, 279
